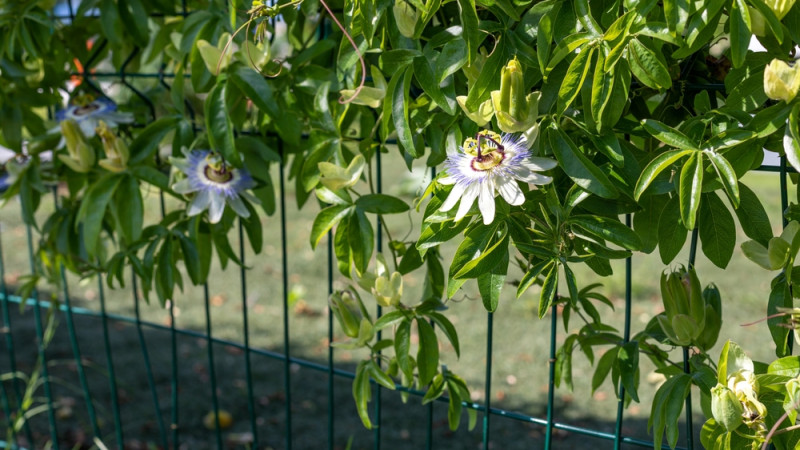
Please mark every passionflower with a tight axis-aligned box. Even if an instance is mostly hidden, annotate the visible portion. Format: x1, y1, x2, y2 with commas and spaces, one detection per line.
55, 94, 133, 140
170, 150, 260, 224
438, 130, 556, 225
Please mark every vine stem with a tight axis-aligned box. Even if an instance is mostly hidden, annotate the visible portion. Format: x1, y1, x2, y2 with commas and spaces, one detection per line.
761, 396, 800, 450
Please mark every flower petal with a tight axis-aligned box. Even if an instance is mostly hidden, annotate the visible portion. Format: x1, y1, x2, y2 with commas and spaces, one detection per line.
524, 157, 557, 171
440, 182, 467, 212
438, 175, 456, 185
208, 192, 225, 223
79, 118, 98, 138
455, 183, 479, 221
227, 194, 251, 218
172, 178, 196, 194
520, 172, 553, 185
478, 182, 495, 224
188, 189, 211, 216
497, 177, 524, 205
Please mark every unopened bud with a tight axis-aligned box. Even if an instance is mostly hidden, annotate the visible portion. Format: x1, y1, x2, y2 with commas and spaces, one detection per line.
372, 272, 403, 307
330, 291, 363, 338
711, 383, 743, 432
59, 119, 94, 172
97, 121, 129, 172
764, 0, 796, 19
490, 58, 541, 133
764, 59, 800, 103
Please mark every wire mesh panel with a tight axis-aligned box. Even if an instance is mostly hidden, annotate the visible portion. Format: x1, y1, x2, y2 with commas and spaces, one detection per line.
0, 1, 797, 450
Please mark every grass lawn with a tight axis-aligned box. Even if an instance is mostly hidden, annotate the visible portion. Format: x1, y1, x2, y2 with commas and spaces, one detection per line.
0, 151, 791, 449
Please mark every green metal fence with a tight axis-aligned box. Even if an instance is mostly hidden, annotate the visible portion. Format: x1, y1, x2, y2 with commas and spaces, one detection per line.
0, 2, 792, 450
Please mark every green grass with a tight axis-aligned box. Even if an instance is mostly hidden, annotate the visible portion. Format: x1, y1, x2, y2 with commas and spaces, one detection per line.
0, 157, 791, 449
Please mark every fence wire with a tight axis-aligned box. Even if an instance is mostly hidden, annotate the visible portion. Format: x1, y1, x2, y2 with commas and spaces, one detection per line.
0, 2, 792, 450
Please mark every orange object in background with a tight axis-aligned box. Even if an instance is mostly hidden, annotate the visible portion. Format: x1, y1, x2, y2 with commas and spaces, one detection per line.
69, 39, 96, 88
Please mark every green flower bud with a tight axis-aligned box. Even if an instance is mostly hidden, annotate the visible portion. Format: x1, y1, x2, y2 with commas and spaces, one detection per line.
711, 383, 743, 432
658, 267, 706, 345
318, 154, 365, 191
330, 290, 364, 338
372, 272, 403, 307
59, 119, 95, 173
764, 59, 800, 103
489, 58, 541, 133
696, 285, 722, 351
456, 96, 494, 127
97, 121, 129, 172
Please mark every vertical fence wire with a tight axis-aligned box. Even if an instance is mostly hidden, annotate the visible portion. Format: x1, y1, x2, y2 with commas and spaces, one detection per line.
614, 214, 634, 449
278, 141, 293, 450
327, 232, 335, 450
202, 282, 224, 449
24, 221, 58, 449
238, 221, 259, 448
373, 142, 384, 450
482, 312, 494, 450
544, 301, 558, 449
97, 276, 125, 447
53, 199, 101, 440
780, 156, 794, 358
0, 220, 34, 446
130, 274, 169, 449
683, 228, 700, 449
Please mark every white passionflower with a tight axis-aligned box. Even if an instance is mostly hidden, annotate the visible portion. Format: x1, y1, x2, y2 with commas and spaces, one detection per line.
171, 150, 260, 224
438, 130, 556, 225
54, 94, 133, 141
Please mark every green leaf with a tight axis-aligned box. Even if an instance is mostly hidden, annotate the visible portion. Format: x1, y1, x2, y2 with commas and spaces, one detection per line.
516, 259, 553, 298
457, 0, 481, 65
414, 56, 456, 115
786, 104, 800, 174
658, 195, 688, 264
729, 0, 751, 68
592, 348, 617, 393
734, 183, 772, 246
128, 116, 181, 165
557, 46, 594, 114
76, 174, 122, 256
417, 318, 439, 386
368, 361, 397, 390
616, 341, 640, 402
548, 125, 618, 198
204, 81, 238, 165
477, 250, 508, 312
768, 281, 792, 357
392, 67, 419, 157
538, 261, 559, 318
569, 215, 642, 251
628, 38, 672, 89
177, 233, 204, 284
453, 227, 509, 279
641, 119, 698, 150
348, 210, 374, 274
429, 312, 461, 358
356, 194, 410, 214
634, 194, 667, 253
229, 65, 279, 118
394, 319, 412, 378
590, 51, 615, 132
114, 175, 143, 245
100, 0, 123, 46
704, 151, 740, 207
678, 152, 703, 230
310, 205, 353, 249
698, 193, 736, 269
118, 0, 149, 46
464, 37, 505, 110
353, 362, 373, 429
